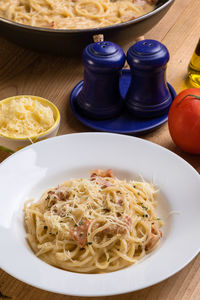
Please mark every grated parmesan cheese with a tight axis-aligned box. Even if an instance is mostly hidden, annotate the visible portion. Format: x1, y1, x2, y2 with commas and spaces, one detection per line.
0, 96, 55, 138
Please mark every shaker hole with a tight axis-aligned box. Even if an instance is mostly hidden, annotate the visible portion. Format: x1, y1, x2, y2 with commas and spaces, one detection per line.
104, 42, 108, 45
102, 45, 106, 48
143, 42, 147, 45
149, 43, 153, 46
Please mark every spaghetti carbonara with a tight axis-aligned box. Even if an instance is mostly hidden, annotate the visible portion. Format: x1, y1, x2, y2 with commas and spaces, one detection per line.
24, 169, 162, 273
0, 0, 156, 30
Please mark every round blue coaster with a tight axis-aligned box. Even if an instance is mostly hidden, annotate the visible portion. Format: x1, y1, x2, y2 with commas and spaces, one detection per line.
69, 69, 176, 135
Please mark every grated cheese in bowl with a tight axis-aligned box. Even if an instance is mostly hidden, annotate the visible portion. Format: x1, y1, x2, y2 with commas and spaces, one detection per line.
0, 95, 60, 152
0, 96, 55, 138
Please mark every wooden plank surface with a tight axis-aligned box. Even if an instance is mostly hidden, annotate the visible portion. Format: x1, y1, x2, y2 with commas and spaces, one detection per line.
0, 0, 200, 299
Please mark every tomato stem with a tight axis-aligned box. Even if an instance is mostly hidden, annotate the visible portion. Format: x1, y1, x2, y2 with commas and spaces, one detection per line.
178, 94, 200, 105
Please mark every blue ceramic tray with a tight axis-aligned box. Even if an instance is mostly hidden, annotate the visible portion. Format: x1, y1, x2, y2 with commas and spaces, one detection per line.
70, 69, 176, 135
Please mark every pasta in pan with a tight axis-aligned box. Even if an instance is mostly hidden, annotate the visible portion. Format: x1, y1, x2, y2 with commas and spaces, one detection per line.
0, 0, 156, 30
24, 169, 162, 273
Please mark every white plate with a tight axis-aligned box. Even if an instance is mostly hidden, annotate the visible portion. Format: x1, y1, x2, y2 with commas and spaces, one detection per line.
0, 133, 199, 297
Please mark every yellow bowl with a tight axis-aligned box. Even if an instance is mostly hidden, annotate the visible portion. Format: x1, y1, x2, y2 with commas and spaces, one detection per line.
0, 95, 60, 153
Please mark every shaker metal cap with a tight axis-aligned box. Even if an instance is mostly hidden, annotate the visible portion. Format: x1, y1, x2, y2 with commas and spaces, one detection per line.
127, 39, 170, 68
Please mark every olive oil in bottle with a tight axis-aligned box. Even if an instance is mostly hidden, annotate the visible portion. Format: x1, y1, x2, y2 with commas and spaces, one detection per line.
188, 39, 200, 87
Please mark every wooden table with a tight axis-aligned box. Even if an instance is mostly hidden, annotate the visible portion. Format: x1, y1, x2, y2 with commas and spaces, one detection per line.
0, 0, 200, 299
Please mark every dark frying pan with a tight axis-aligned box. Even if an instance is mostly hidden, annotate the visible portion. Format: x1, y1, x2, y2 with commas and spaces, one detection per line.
0, 0, 174, 55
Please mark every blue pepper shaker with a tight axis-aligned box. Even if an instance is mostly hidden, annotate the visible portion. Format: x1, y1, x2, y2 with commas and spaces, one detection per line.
75, 41, 125, 119
125, 39, 172, 118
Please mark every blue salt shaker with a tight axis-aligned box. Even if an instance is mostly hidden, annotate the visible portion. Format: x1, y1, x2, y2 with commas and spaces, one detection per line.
76, 41, 125, 119
125, 39, 172, 118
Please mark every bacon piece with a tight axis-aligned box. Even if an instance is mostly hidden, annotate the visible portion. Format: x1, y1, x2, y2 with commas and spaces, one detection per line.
145, 224, 162, 251
90, 169, 113, 188
70, 219, 91, 247
121, 14, 135, 22
47, 187, 69, 206
51, 203, 67, 217
118, 198, 124, 206
90, 169, 113, 178
47, 21, 55, 28
56, 189, 69, 201
91, 175, 113, 189
103, 216, 132, 235
146, 0, 157, 4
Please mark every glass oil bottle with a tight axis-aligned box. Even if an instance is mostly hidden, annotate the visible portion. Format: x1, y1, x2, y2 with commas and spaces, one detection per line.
188, 39, 200, 87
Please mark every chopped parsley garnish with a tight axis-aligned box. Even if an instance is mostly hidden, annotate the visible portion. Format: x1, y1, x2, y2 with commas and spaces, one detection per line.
142, 206, 148, 211
157, 217, 161, 220
79, 221, 83, 225
88, 242, 92, 245
74, 224, 78, 227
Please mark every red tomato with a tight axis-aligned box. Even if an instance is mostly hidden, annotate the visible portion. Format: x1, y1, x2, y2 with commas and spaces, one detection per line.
168, 88, 200, 154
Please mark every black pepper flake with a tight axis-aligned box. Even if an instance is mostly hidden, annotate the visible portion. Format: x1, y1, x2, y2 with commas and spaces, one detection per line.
143, 214, 148, 218
80, 248, 85, 251
88, 242, 92, 245
44, 225, 48, 230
